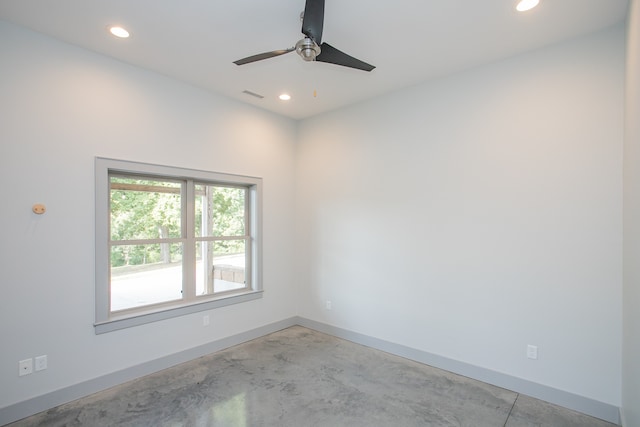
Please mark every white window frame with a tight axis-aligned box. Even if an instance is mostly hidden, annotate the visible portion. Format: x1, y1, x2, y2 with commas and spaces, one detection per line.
95, 158, 262, 334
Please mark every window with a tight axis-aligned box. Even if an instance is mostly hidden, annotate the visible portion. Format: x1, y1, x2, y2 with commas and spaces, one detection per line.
95, 158, 262, 333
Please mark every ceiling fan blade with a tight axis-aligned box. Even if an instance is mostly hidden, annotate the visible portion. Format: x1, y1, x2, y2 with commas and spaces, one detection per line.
302, 0, 324, 44
233, 48, 295, 66
316, 43, 375, 72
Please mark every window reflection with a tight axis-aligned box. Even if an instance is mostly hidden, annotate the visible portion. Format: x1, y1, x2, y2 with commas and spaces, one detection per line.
208, 393, 247, 426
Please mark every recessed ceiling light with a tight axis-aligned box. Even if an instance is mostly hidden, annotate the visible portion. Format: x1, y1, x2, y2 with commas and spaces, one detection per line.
279, 94, 291, 101
109, 26, 130, 38
516, 0, 539, 12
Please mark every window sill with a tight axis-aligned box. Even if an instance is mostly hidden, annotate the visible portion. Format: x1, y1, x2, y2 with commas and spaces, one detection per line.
94, 290, 263, 334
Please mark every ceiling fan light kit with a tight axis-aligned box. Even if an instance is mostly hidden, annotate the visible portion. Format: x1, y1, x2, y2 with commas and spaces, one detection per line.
233, 0, 375, 72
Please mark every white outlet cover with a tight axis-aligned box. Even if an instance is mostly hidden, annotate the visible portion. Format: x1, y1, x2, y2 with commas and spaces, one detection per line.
19, 358, 33, 376
527, 345, 538, 360
203, 315, 210, 326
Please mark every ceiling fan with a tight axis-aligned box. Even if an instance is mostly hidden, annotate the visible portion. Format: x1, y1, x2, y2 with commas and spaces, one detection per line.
233, 0, 375, 72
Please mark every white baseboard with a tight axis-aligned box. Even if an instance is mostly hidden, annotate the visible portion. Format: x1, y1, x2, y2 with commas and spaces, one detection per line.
0, 316, 621, 426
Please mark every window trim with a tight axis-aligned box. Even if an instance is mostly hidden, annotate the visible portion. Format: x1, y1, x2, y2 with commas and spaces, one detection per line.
95, 157, 262, 334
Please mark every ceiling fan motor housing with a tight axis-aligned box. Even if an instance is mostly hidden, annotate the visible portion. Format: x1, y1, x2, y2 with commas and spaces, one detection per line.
296, 37, 321, 61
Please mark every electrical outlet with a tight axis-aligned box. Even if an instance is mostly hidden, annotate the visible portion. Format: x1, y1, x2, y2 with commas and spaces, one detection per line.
527, 344, 538, 360
35, 355, 48, 371
202, 315, 210, 326
325, 300, 332, 310
19, 359, 33, 376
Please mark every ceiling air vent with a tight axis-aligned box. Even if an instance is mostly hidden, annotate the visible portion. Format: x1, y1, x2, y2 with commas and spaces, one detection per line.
242, 90, 264, 99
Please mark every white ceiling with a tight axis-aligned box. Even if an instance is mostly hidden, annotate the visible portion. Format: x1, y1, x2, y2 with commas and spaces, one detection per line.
0, 0, 629, 120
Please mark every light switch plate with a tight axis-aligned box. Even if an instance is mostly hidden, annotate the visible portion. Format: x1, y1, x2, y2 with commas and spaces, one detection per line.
35, 355, 48, 371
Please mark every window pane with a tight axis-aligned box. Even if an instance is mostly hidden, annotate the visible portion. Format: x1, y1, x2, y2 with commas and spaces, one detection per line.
110, 176, 182, 241
110, 243, 183, 311
195, 184, 245, 237
196, 240, 246, 295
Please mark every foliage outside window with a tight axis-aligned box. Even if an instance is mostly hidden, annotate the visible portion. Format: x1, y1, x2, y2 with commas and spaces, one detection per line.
95, 158, 262, 333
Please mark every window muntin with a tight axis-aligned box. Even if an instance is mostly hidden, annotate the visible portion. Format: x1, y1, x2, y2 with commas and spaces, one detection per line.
95, 158, 262, 333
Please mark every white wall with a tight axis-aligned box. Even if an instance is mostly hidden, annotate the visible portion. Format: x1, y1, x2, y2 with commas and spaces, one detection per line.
0, 14, 629, 420
0, 20, 297, 409
296, 26, 624, 406
623, 0, 640, 425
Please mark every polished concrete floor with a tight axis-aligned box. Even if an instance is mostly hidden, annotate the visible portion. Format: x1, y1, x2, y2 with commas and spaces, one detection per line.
7, 326, 617, 427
